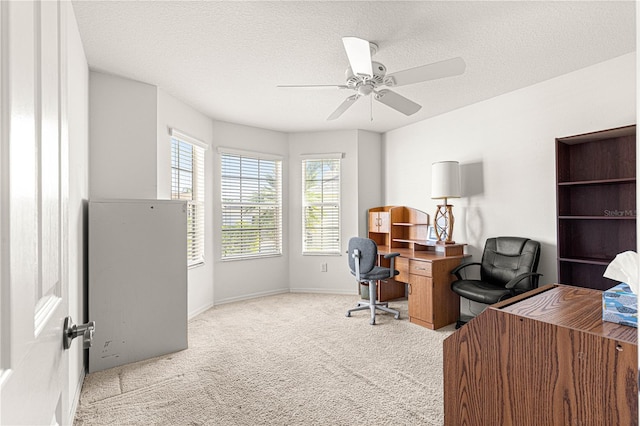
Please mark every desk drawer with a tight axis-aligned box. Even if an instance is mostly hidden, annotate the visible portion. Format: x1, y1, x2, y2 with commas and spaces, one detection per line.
409, 259, 432, 277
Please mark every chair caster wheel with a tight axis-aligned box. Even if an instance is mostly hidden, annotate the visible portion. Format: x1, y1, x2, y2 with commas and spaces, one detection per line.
369, 319, 375, 325
394, 314, 400, 320
346, 312, 351, 317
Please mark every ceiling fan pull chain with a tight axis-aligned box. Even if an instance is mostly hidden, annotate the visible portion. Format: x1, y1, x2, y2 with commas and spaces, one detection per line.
370, 95, 373, 122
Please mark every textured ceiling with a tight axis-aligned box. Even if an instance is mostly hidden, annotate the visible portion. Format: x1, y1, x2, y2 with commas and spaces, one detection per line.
72, 1, 636, 133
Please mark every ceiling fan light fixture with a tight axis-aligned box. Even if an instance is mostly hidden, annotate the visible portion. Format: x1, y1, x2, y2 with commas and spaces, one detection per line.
357, 84, 374, 96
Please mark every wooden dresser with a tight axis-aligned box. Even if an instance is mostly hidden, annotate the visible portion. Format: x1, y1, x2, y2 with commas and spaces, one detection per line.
443, 284, 638, 425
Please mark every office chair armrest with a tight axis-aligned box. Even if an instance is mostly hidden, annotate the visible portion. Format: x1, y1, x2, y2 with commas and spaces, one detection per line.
384, 252, 400, 279
504, 272, 543, 290
451, 262, 481, 280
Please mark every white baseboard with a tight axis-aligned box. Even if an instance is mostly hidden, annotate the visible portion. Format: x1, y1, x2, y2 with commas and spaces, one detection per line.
213, 288, 290, 306
68, 366, 85, 424
188, 302, 214, 320
289, 288, 355, 295
210, 288, 356, 309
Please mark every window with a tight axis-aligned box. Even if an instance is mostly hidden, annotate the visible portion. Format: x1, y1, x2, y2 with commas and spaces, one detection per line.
220, 150, 282, 260
171, 134, 205, 267
302, 155, 342, 254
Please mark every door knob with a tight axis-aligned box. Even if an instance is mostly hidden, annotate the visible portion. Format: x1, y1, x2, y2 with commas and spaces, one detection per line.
63, 316, 95, 350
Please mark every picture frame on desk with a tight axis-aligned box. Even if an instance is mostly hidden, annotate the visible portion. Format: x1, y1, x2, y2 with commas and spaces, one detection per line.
427, 225, 438, 242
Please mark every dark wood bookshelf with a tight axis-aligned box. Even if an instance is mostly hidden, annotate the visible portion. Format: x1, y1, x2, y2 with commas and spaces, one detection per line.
555, 124, 636, 291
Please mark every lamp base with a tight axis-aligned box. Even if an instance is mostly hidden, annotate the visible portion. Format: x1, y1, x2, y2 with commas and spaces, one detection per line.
434, 203, 456, 244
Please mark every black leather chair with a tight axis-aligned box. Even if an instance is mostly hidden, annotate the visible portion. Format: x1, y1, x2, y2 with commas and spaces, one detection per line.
345, 237, 401, 325
451, 236, 541, 328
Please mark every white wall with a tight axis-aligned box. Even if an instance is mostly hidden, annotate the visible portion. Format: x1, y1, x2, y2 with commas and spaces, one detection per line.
90, 76, 218, 318
87, 73, 383, 305
66, 2, 89, 421
157, 89, 214, 317
357, 130, 384, 238
288, 130, 383, 295
288, 131, 357, 294
89, 72, 157, 199
211, 120, 290, 304
383, 52, 637, 284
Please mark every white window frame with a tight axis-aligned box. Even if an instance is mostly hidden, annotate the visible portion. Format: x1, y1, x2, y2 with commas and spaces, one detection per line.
170, 129, 206, 267
301, 153, 343, 255
219, 148, 283, 261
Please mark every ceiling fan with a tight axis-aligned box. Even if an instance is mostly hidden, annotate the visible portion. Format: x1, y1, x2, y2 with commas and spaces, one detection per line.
278, 37, 466, 121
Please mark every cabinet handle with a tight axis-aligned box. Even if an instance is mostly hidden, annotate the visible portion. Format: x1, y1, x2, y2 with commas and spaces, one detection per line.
408, 283, 412, 295
414, 267, 426, 270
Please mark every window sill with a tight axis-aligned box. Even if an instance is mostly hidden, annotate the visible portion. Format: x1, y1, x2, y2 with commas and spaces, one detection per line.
188, 261, 205, 270
220, 253, 283, 262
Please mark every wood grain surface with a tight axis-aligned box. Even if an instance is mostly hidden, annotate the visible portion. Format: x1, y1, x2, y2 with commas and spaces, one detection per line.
444, 284, 638, 425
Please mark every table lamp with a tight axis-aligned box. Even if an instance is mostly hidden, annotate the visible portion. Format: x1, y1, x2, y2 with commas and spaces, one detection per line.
431, 161, 461, 244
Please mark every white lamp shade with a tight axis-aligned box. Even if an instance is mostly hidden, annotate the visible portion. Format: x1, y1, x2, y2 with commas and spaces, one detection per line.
431, 161, 461, 199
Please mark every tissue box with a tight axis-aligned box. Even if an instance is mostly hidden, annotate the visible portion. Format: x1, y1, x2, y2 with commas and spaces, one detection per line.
602, 283, 637, 328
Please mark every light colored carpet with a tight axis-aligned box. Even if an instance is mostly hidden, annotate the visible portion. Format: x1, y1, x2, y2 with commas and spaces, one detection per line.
74, 293, 455, 425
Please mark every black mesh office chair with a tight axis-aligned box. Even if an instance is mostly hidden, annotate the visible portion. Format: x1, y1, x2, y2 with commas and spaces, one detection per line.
346, 237, 401, 325
451, 236, 541, 328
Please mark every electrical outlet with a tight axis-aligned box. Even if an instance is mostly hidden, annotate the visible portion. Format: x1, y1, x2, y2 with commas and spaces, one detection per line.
321, 263, 328, 272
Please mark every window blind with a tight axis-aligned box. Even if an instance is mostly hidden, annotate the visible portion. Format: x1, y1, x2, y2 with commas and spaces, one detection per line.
171, 137, 205, 266
220, 152, 282, 260
302, 158, 341, 254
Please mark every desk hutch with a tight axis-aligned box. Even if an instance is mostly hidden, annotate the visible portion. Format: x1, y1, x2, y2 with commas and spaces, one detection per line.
368, 206, 466, 330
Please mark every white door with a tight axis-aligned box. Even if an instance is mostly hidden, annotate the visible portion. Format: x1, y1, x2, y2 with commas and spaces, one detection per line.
1, 1, 71, 424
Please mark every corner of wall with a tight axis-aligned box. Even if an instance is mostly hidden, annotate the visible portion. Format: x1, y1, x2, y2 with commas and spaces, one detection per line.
89, 72, 159, 199
355, 131, 384, 237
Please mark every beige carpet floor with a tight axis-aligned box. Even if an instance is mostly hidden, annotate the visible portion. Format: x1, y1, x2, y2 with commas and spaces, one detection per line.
74, 293, 455, 425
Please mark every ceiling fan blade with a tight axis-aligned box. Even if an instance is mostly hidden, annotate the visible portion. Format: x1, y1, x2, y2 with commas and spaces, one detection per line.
342, 36, 373, 77
277, 84, 349, 89
327, 94, 359, 121
385, 57, 466, 87
374, 89, 421, 116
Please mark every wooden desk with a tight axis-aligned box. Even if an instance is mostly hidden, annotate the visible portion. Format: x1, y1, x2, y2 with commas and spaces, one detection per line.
377, 245, 466, 330
367, 205, 466, 330
443, 284, 638, 425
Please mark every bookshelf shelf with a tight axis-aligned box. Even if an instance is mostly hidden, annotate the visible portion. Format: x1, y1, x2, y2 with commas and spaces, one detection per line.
556, 125, 636, 290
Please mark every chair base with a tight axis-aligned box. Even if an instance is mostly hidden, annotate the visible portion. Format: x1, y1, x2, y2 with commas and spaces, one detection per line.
455, 297, 491, 328
455, 315, 474, 329
346, 280, 400, 325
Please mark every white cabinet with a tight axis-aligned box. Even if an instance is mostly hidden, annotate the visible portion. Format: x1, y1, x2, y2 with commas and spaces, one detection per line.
89, 200, 188, 372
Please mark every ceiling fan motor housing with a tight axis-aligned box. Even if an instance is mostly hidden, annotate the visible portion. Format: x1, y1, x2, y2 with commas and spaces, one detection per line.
345, 61, 387, 90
